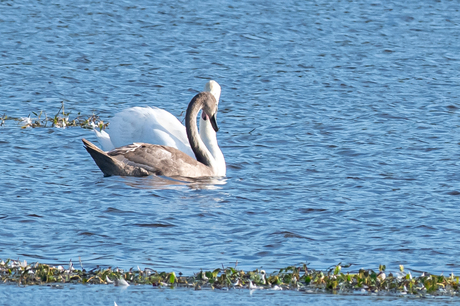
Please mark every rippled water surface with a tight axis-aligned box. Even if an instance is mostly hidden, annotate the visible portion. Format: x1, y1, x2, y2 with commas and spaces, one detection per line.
1, 0, 460, 303
2, 284, 453, 306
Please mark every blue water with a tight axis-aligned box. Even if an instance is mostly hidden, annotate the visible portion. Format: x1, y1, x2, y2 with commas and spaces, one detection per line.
2, 284, 454, 306
2, 284, 457, 306
1, 0, 460, 303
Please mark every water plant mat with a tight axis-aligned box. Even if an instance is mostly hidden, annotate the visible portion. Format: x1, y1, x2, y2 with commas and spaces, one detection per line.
1, 259, 459, 298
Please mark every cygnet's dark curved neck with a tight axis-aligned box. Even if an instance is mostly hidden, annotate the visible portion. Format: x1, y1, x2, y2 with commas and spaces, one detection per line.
185, 92, 214, 167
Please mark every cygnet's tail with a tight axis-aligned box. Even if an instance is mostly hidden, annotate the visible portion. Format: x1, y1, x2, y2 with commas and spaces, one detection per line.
82, 138, 125, 177
82, 139, 150, 177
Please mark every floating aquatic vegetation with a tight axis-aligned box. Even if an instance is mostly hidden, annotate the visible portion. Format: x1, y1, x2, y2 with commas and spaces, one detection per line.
0, 259, 459, 297
2, 102, 107, 130
0, 114, 7, 126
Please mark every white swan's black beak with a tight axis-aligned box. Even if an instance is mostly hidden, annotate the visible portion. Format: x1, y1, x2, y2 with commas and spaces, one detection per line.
210, 114, 219, 132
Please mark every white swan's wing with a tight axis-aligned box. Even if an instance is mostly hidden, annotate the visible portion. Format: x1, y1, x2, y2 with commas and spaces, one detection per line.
106, 106, 195, 158
93, 129, 115, 151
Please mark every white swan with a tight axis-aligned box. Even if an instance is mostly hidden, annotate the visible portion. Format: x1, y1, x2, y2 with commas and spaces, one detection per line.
93, 80, 225, 176
83, 92, 221, 178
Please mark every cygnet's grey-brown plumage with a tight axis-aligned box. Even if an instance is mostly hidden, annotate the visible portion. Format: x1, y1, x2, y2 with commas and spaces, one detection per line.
82, 92, 221, 178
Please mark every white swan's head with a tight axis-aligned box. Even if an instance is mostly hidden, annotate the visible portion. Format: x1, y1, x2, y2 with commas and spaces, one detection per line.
204, 80, 221, 106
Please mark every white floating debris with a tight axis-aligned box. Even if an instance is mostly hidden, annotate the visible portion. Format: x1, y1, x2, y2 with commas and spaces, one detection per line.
20, 117, 32, 126
114, 278, 130, 287
259, 270, 266, 285
68, 259, 75, 272
248, 280, 263, 290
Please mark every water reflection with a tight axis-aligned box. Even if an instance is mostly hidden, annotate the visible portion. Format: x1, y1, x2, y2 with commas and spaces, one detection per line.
122, 175, 227, 191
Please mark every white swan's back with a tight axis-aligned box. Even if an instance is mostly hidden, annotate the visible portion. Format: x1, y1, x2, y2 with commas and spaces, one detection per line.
108, 106, 194, 158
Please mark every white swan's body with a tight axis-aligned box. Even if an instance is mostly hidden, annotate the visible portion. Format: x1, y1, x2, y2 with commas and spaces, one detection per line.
94, 80, 226, 176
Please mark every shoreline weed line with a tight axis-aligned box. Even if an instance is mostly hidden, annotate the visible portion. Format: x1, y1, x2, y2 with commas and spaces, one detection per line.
1, 259, 459, 297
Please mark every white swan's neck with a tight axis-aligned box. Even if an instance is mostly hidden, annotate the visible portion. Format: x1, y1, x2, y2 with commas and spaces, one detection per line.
201, 80, 225, 176
199, 117, 226, 176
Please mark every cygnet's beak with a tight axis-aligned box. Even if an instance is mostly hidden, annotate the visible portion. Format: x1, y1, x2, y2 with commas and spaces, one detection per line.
210, 113, 219, 132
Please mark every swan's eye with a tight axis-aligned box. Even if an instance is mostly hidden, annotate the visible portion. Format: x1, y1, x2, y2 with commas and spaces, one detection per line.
201, 112, 208, 120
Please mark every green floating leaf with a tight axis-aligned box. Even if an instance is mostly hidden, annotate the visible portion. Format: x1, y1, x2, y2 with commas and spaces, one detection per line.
169, 272, 176, 284
212, 268, 220, 278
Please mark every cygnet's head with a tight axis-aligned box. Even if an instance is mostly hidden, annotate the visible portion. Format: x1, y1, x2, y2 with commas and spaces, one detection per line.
204, 80, 221, 105
200, 92, 219, 132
